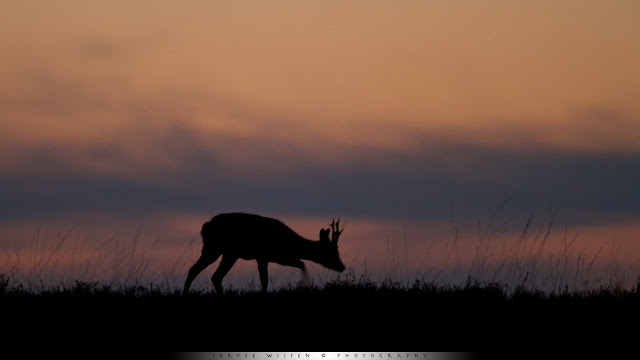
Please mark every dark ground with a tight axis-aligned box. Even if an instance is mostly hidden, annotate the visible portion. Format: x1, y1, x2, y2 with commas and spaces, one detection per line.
1, 282, 639, 359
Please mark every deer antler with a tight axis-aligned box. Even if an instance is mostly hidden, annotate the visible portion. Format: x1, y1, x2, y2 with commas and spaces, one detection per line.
330, 218, 343, 244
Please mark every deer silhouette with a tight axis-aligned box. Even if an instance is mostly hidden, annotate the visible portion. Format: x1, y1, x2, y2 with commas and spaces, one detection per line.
182, 213, 346, 295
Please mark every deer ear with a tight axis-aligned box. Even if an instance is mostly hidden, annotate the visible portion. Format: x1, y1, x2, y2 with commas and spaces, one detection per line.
320, 228, 330, 242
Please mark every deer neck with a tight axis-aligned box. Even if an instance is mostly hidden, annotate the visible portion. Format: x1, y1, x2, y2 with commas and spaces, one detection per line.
294, 238, 325, 263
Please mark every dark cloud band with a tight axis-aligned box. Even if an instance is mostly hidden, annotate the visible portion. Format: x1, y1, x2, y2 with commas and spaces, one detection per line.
1, 123, 638, 227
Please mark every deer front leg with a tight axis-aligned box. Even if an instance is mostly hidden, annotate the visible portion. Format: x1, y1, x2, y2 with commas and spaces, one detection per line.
276, 259, 308, 283
276, 258, 306, 273
257, 260, 269, 293
295, 260, 309, 283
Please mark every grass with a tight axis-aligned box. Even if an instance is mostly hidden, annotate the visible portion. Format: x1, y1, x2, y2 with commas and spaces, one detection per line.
2, 277, 639, 357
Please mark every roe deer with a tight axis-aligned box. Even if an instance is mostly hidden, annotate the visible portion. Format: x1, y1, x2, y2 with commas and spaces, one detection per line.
182, 213, 346, 295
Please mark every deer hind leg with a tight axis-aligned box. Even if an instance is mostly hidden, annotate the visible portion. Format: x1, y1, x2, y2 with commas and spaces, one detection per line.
182, 250, 220, 296
211, 255, 238, 295
257, 260, 269, 293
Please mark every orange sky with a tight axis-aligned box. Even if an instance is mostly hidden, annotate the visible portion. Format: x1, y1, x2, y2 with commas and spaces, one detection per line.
2, 1, 639, 155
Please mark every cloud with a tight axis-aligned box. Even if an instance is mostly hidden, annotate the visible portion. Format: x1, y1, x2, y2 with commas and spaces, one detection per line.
0, 121, 638, 229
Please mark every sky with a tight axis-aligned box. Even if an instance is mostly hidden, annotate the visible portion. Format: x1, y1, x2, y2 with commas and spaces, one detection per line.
1, 1, 639, 290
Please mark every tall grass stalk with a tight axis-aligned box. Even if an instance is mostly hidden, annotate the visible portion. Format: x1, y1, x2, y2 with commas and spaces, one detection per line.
0, 225, 196, 293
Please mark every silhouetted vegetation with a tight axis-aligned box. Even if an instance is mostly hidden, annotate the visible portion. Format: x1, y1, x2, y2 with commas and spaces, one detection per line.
1, 275, 639, 357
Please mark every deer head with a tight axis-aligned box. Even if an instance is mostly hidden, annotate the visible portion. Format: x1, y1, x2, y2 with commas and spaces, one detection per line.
318, 218, 346, 272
